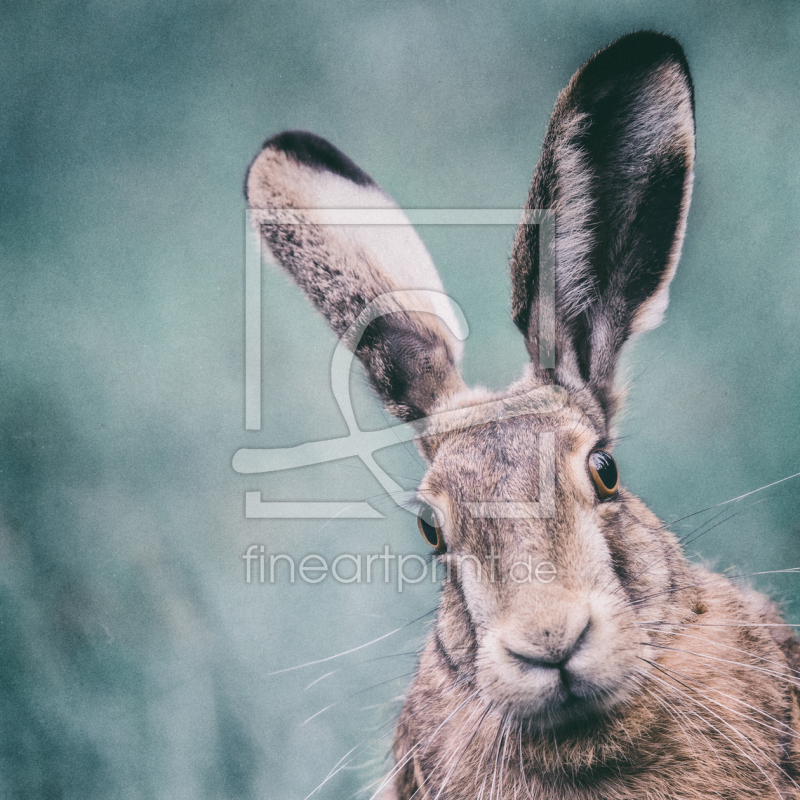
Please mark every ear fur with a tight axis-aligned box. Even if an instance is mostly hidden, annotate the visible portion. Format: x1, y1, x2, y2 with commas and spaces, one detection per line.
510, 31, 695, 419
246, 131, 465, 422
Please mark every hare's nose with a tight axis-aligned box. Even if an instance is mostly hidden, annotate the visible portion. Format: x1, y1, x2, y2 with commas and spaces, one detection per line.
505, 617, 592, 672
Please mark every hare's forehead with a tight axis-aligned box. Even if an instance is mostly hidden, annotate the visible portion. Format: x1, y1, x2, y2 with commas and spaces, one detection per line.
420, 406, 598, 492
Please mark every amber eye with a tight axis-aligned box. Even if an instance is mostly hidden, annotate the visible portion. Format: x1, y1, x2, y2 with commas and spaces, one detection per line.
589, 450, 619, 499
417, 505, 445, 552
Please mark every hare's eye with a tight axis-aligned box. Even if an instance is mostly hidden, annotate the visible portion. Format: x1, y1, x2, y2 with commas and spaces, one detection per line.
417, 506, 445, 552
589, 450, 619, 500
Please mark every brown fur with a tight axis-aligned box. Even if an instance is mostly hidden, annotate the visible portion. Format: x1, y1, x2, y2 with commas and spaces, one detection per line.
389, 378, 800, 798
247, 31, 799, 800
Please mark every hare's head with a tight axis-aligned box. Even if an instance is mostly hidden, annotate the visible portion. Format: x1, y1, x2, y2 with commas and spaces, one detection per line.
247, 32, 695, 732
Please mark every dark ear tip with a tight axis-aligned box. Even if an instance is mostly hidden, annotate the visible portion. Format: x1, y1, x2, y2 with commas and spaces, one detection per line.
261, 129, 323, 154
582, 30, 694, 110
598, 30, 689, 72
256, 129, 376, 188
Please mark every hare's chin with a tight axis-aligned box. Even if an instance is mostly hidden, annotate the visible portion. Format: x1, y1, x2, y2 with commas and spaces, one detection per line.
480, 670, 631, 731
504, 691, 626, 732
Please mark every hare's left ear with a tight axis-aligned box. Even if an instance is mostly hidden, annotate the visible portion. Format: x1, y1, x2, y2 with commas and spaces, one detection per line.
246, 131, 466, 423
511, 32, 695, 419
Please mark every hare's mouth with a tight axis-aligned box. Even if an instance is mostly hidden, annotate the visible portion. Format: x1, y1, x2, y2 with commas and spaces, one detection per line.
495, 675, 626, 731
477, 639, 631, 731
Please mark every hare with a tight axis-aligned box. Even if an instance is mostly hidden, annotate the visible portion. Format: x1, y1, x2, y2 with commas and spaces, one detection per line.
246, 31, 800, 800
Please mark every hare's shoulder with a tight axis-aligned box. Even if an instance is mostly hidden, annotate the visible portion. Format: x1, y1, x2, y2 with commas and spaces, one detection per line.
738, 581, 800, 678
731, 581, 800, 787
693, 566, 800, 679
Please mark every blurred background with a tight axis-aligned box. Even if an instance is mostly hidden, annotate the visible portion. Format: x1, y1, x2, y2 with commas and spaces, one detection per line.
1, 1, 798, 798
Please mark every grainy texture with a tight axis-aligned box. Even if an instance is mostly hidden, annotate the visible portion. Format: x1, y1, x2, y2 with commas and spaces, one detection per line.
248, 31, 799, 800
510, 32, 695, 420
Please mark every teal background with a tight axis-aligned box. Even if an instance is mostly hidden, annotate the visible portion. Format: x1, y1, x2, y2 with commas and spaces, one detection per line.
1, 1, 798, 798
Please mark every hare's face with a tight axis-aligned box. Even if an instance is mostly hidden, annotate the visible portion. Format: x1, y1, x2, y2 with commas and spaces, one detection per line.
417, 381, 680, 730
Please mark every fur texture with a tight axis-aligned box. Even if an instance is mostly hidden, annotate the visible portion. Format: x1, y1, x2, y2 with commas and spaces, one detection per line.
510, 32, 695, 419
246, 130, 465, 421
247, 31, 799, 800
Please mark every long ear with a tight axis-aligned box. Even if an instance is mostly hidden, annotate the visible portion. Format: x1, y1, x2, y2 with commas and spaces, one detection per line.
510, 32, 695, 419
246, 131, 466, 423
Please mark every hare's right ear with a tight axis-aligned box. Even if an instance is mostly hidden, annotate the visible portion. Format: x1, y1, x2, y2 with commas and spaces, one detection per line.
511, 32, 695, 420
246, 131, 466, 424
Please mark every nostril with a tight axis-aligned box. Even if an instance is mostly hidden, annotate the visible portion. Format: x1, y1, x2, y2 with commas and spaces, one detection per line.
573, 618, 592, 653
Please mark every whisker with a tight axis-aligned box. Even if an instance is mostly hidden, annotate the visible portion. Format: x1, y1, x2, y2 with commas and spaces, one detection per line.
269, 607, 438, 676
642, 684, 697, 752
304, 667, 481, 798
629, 347, 667, 384
639, 627, 800, 680
371, 688, 483, 800
269, 628, 406, 676
652, 470, 800, 535
637, 619, 800, 628
630, 567, 800, 608
500, 714, 514, 800
612, 509, 740, 599
476, 709, 503, 800
431, 700, 491, 800
642, 659, 797, 796
305, 670, 339, 690
518, 720, 533, 800
640, 640, 800, 691
349, 671, 419, 699
300, 703, 337, 727
305, 745, 361, 800
638, 647, 799, 738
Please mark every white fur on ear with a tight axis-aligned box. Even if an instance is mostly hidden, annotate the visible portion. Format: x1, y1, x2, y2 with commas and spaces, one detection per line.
628, 63, 696, 336
247, 134, 468, 420
307, 170, 465, 360
248, 142, 464, 363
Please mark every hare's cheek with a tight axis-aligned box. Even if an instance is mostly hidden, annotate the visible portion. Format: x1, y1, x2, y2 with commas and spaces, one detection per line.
565, 599, 641, 695
448, 556, 496, 632
435, 581, 479, 669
